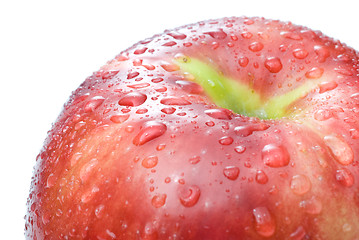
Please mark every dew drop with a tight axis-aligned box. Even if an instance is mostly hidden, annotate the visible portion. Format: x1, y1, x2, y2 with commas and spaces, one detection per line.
204, 108, 232, 120
319, 81, 338, 93
118, 92, 147, 107
162, 41, 177, 47
262, 144, 290, 168
219, 136, 234, 145
160, 96, 191, 105
176, 80, 203, 94
334, 67, 353, 76
313, 109, 332, 121
238, 56, 249, 67
161, 63, 180, 72
290, 226, 306, 240
256, 170, 269, 184
292, 48, 309, 59
80, 158, 98, 183
234, 123, 270, 137
299, 196, 322, 215
134, 47, 148, 55
110, 114, 130, 124
249, 42, 264, 52
151, 194, 167, 208
46, 173, 56, 188
290, 174, 311, 195
241, 31, 253, 39
252, 207, 276, 237
223, 166, 240, 180
280, 31, 303, 40
234, 145, 246, 154
142, 156, 158, 169
81, 186, 99, 203
189, 156, 201, 164
84, 96, 105, 112
127, 82, 150, 89
95, 204, 105, 218
323, 135, 354, 165
336, 168, 354, 187
161, 107, 176, 114
127, 71, 140, 79
314, 45, 330, 63
179, 185, 201, 207
204, 29, 227, 39
167, 32, 187, 40
264, 57, 283, 73
133, 121, 167, 146
305, 67, 324, 79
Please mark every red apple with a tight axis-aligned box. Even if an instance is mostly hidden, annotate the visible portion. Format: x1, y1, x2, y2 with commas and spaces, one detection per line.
25, 17, 359, 239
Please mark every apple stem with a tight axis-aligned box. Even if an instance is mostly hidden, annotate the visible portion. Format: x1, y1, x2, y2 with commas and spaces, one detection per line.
175, 57, 318, 119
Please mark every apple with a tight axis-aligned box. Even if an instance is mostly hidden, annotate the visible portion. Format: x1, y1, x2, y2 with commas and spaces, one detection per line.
25, 16, 359, 239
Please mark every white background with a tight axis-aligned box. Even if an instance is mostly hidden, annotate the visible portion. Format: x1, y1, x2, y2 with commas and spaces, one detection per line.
1, 0, 358, 238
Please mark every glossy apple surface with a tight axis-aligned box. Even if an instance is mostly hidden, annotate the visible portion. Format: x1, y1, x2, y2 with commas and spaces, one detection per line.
26, 17, 359, 239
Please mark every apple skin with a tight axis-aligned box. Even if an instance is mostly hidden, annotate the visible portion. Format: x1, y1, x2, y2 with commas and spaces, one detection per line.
25, 17, 359, 239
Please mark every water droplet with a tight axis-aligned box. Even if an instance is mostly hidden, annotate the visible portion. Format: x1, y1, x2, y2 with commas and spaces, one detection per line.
292, 48, 308, 59
234, 123, 270, 137
249, 42, 264, 52
142, 222, 158, 240
46, 173, 56, 188
133, 121, 167, 146
349, 128, 359, 139
189, 156, 201, 164
176, 80, 203, 94
241, 31, 253, 39
179, 185, 201, 207
265, 57, 282, 73
290, 226, 306, 240
80, 158, 98, 183
244, 19, 254, 25
323, 135, 354, 165
319, 81, 338, 93
167, 32, 187, 40
159, 62, 180, 73
142, 156, 158, 168
134, 47, 148, 55
101, 70, 119, 80
151, 77, 164, 83
280, 31, 302, 40
95, 204, 105, 218
313, 109, 332, 121
223, 166, 240, 180
162, 41, 177, 47
334, 67, 353, 76
290, 174, 311, 195
204, 29, 227, 39
160, 96, 191, 105
262, 144, 290, 168
136, 108, 148, 114
252, 207, 276, 237
151, 194, 167, 208
299, 196, 322, 214
81, 186, 99, 203
84, 96, 105, 112
127, 83, 150, 89
161, 107, 176, 114
238, 56, 249, 67
127, 71, 140, 79
110, 114, 130, 124
219, 136, 234, 145
234, 145, 246, 154
204, 108, 232, 120
118, 92, 147, 107
336, 168, 354, 187
256, 170, 269, 184
305, 67, 324, 79
314, 46, 330, 63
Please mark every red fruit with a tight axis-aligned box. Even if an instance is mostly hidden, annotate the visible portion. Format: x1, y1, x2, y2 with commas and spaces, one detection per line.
26, 17, 359, 239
